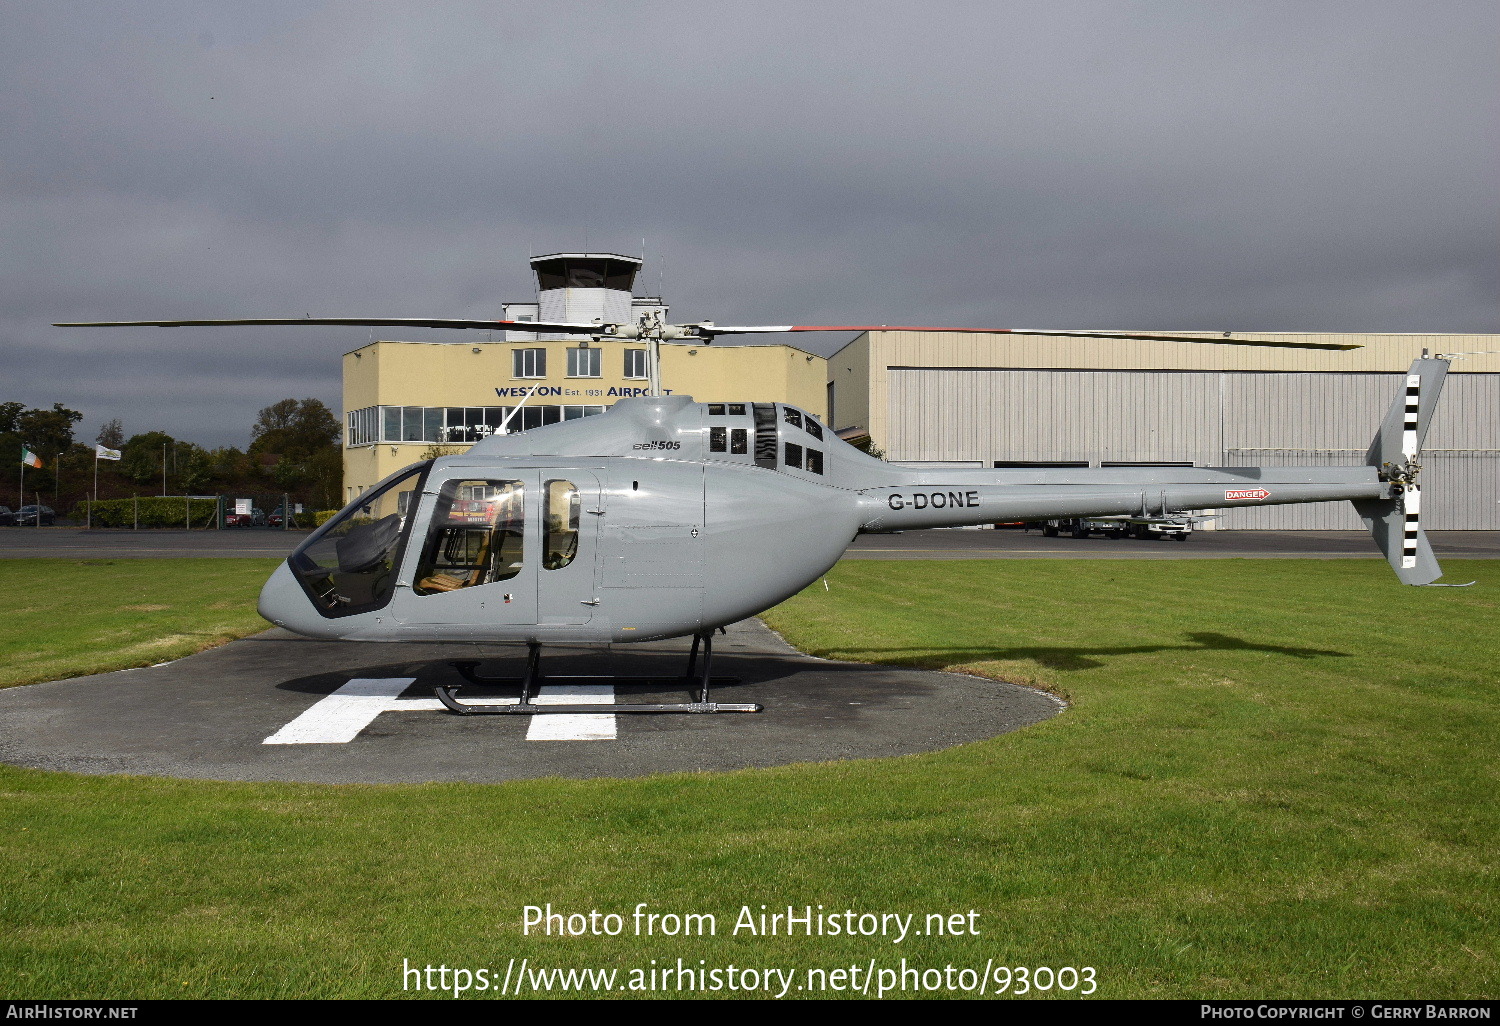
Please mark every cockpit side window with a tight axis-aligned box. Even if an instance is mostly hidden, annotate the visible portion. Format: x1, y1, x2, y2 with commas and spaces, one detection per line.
414, 480, 525, 594
290, 462, 428, 617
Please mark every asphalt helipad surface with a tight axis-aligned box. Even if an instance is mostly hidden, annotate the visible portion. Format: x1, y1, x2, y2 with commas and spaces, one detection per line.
0, 619, 1063, 784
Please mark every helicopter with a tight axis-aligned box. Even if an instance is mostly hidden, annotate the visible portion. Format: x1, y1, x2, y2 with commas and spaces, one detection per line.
55, 311, 1452, 715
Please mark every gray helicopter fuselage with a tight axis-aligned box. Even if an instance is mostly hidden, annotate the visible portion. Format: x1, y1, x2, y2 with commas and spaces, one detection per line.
260, 392, 1396, 644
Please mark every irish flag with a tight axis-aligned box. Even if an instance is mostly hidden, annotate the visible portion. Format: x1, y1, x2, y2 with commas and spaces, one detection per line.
21, 447, 43, 469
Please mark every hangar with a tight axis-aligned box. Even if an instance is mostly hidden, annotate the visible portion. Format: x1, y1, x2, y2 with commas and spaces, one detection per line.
828, 330, 1500, 529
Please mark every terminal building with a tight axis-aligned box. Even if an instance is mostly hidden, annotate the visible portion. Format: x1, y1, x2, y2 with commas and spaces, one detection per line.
343, 254, 1498, 528
341, 253, 828, 500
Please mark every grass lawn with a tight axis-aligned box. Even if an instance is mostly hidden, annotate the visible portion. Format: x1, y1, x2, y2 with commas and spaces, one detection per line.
0, 559, 282, 688
0, 558, 1495, 999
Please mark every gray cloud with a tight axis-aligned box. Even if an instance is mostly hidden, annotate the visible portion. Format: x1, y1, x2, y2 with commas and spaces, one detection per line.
6, 0, 1496, 448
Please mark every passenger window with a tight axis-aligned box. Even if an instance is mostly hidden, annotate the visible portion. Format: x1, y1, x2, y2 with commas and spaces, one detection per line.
415, 479, 524, 594
804, 417, 823, 441
728, 403, 747, 416
708, 403, 726, 415
709, 426, 727, 452
730, 428, 747, 455
783, 406, 803, 429
543, 479, 580, 571
806, 449, 824, 474
785, 442, 803, 469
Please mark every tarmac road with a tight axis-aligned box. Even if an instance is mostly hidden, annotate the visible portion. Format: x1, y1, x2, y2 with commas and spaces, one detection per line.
2, 526, 1496, 560
0, 619, 1063, 784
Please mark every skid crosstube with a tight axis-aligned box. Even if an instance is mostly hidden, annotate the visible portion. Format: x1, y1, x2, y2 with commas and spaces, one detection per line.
432, 688, 760, 715
433, 631, 763, 715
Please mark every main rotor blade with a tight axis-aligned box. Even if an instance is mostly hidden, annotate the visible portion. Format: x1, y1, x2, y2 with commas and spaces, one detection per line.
52, 317, 605, 334
696, 325, 1360, 351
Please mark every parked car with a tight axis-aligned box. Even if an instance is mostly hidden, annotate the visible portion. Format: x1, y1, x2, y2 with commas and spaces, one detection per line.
16, 505, 56, 526
1035, 515, 1192, 540
225, 507, 266, 527
267, 505, 300, 528
0, 506, 15, 527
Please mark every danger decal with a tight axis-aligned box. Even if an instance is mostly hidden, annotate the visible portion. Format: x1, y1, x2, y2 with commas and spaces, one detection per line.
1225, 488, 1271, 501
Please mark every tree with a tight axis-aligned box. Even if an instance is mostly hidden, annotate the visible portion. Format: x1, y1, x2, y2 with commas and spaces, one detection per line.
97, 418, 124, 448
249, 398, 339, 463
174, 441, 214, 495
0, 402, 82, 499
121, 431, 175, 486
16, 403, 81, 457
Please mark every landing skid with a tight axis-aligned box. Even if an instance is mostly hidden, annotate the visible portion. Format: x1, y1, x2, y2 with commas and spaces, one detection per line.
433, 631, 763, 715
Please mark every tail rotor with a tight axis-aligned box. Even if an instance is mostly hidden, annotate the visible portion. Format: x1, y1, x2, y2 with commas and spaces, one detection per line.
1353, 353, 1456, 586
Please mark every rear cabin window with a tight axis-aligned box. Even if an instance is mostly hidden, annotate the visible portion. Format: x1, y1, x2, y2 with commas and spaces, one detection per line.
708, 404, 726, 415
709, 426, 727, 452
730, 428, 748, 454
414, 479, 524, 595
806, 449, 824, 474
728, 403, 747, 416
785, 442, 803, 469
543, 479, 580, 571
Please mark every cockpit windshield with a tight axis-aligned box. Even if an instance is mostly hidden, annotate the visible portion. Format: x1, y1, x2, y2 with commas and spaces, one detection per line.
288, 462, 429, 617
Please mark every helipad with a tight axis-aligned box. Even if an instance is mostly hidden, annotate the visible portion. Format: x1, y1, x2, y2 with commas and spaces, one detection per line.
0, 619, 1062, 784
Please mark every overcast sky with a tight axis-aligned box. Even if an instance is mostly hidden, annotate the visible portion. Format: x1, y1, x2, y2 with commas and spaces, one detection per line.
7, 0, 1497, 449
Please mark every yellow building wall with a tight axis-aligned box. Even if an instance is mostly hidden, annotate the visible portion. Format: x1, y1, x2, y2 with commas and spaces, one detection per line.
341, 339, 828, 500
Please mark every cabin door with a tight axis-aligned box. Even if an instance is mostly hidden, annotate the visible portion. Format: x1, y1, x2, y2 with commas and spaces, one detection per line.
393, 472, 539, 626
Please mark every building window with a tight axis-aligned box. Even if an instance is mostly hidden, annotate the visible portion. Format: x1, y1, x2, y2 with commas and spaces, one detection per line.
624, 349, 649, 379
369, 403, 609, 443
346, 407, 380, 447
567, 347, 601, 378
513, 348, 546, 378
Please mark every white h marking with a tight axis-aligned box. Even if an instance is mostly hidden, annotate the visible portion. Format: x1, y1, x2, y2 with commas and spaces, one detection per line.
262, 678, 616, 744
524, 684, 617, 741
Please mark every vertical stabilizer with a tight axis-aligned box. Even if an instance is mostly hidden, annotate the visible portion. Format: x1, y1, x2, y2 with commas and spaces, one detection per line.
1353, 355, 1450, 585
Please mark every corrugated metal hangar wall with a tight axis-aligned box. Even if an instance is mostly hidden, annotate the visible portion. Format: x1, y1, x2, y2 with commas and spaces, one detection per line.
884, 369, 1500, 529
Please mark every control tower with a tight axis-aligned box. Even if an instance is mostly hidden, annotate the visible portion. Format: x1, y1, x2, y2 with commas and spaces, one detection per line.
502, 252, 667, 340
